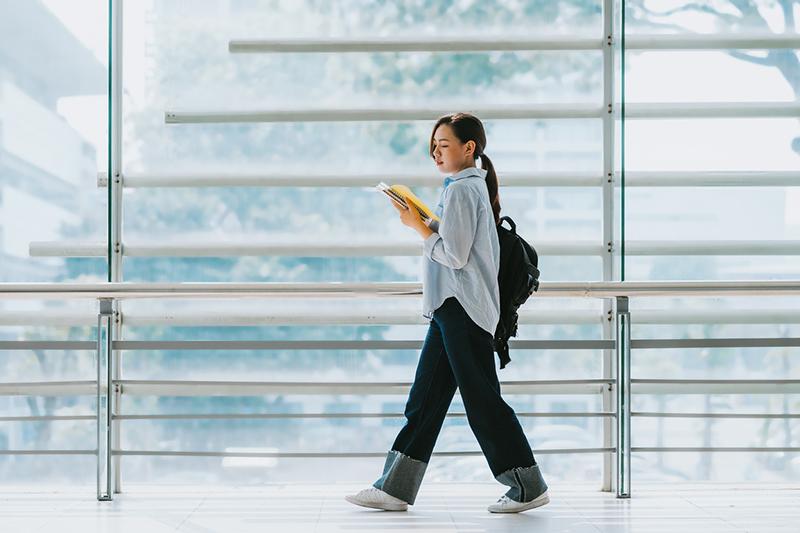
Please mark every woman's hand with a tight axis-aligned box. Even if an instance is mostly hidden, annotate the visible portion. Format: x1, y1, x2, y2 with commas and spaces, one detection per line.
391, 199, 434, 239
391, 199, 422, 228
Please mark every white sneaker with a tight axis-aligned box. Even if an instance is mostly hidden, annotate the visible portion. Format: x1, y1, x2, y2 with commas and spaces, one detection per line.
487, 490, 550, 513
345, 487, 409, 511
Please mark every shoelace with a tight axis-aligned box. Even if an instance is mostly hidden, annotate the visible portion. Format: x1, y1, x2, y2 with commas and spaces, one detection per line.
496, 495, 511, 504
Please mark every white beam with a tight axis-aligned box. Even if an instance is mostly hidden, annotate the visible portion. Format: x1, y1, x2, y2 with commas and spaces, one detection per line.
225, 33, 800, 54
626, 33, 800, 50
29, 240, 800, 258
29, 241, 600, 258
5, 308, 800, 327
96, 171, 603, 188
626, 101, 800, 119
118, 379, 612, 396
164, 104, 604, 124
624, 171, 800, 187
2, 280, 800, 299
229, 35, 604, 53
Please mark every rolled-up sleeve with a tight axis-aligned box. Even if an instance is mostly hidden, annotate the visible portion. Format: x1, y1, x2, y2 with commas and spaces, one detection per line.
423, 184, 479, 270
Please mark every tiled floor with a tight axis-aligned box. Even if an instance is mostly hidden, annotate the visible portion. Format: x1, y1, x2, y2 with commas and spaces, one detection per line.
1, 483, 798, 532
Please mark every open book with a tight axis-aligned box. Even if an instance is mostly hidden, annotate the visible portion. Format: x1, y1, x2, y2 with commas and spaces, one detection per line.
376, 182, 441, 223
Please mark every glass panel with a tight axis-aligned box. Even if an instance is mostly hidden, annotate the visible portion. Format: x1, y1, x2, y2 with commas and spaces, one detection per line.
625, 185, 798, 240
0, 317, 99, 382
0, 456, 95, 485
123, 255, 602, 282
626, 119, 799, 171
633, 395, 800, 482
120, 414, 604, 454
627, 50, 799, 103
625, 1, 793, 34
0, 0, 108, 282
120, 453, 603, 485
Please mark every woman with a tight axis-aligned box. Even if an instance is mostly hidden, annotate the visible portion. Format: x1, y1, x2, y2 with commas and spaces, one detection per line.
346, 113, 548, 514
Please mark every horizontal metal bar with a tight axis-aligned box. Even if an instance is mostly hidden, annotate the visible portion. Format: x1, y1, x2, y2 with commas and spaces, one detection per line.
115, 448, 615, 458
28, 242, 107, 258
626, 102, 800, 119
4, 336, 795, 355
0, 312, 98, 326
0, 449, 96, 455
0, 309, 602, 327
632, 309, 800, 325
118, 379, 612, 396
6, 379, 800, 397
625, 171, 800, 187
116, 411, 616, 420
625, 240, 800, 255
96, 170, 800, 189
228, 34, 800, 54
120, 309, 602, 326
0, 281, 425, 299
626, 33, 800, 50
164, 103, 799, 124
0, 381, 99, 396
165, 104, 604, 124
2, 281, 800, 300
96, 171, 604, 188
631, 338, 800, 349
5, 308, 800, 327
113, 339, 614, 351
0, 415, 96, 422
632, 447, 800, 453
29, 240, 800, 258
229, 36, 604, 53
29, 241, 600, 258
3, 337, 778, 352
632, 379, 800, 394
132, 242, 599, 257
0, 341, 95, 350
632, 412, 800, 419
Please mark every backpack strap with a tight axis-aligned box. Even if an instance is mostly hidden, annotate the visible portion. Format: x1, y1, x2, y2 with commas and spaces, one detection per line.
498, 215, 516, 233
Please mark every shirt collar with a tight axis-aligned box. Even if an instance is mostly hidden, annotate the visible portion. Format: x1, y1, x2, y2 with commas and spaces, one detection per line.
443, 166, 486, 188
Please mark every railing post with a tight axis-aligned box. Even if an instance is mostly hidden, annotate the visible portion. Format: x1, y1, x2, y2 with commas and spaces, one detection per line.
615, 296, 631, 498
96, 298, 114, 501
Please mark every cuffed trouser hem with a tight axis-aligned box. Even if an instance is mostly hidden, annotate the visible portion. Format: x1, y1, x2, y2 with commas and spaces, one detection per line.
372, 449, 428, 505
495, 464, 548, 503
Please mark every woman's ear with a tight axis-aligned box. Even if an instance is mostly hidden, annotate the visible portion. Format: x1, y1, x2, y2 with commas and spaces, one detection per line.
465, 140, 475, 157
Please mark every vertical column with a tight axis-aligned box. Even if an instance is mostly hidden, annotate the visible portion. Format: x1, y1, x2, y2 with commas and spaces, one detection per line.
109, 0, 124, 494
615, 296, 631, 498
600, 0, 618, 492
96, 298, 115, 501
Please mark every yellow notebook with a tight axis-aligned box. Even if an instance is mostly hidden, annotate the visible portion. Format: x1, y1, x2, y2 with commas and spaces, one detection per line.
376, 182, 440, 223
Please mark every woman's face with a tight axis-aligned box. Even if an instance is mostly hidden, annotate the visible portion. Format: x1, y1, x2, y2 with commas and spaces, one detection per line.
431, 124, 475, 175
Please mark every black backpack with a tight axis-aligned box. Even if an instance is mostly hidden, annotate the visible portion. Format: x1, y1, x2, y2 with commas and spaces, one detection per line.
493, 216, 540, 369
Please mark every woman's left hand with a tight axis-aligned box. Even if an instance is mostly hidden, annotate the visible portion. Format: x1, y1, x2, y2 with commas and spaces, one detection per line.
391, 199, 424, 229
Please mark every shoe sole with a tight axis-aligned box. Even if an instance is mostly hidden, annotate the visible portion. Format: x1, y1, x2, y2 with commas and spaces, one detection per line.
345, 495, 408, 512
488, 492, 550, 514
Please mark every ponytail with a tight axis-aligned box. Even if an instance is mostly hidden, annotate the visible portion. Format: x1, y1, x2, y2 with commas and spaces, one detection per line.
479, 153, 501, 225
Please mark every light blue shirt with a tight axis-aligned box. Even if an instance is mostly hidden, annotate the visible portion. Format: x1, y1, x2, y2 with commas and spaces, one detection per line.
422, 166, 500, 335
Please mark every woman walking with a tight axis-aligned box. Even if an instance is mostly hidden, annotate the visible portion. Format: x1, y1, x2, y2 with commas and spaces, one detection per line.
345, 113, 548, 514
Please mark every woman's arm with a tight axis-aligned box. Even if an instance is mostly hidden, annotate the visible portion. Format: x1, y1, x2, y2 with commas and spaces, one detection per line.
422, 185, 478, 269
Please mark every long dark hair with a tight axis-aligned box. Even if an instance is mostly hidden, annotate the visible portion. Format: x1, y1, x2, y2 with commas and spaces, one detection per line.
429, 112, 501, 224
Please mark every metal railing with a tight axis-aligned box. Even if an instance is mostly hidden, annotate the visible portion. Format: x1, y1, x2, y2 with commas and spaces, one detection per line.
9, 0, 800, 504
1, 281, 799, 501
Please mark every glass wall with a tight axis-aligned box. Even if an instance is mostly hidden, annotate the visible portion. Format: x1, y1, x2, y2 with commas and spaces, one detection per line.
0, 0, 108, 484
112, 0, 609, 486
1, 0, 798, 488
623, 0, 800, 482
